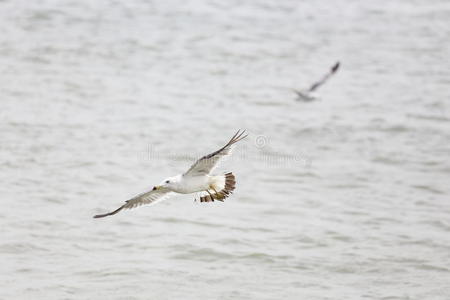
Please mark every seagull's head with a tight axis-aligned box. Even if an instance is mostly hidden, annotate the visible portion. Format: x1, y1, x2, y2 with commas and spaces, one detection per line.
152, 175, 181, 191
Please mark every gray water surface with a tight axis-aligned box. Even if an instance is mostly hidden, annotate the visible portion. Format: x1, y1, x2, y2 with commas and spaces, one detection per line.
1, 0, 450, 299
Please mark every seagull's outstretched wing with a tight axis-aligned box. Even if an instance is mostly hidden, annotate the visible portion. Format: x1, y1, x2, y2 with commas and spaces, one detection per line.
93, 189, 172, 218
308, 61, 340, 92
183, 129, 247, 177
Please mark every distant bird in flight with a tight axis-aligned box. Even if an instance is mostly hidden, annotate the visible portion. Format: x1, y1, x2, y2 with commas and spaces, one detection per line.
293, 61, 340, 101
93, 130, 247, 218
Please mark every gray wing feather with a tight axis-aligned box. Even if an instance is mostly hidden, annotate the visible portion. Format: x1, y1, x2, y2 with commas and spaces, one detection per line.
93, 189, 172, 218
183, 130, 247, 176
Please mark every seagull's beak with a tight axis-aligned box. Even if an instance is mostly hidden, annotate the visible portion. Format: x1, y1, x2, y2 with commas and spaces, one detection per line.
152, 186, 162, 191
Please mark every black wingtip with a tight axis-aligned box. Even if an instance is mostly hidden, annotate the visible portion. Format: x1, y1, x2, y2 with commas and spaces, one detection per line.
332, 61, 340, 73
93, 213, 109, 219
233, 129, 248, 143
93, 205, 125, 219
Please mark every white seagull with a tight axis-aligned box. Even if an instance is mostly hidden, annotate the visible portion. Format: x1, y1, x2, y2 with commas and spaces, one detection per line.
293, 61, 340, 101
93, 130, 247, 218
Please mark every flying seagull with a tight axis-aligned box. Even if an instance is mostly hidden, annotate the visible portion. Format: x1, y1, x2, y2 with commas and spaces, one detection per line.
293, 61, 340, 101
93, 130, 248, 218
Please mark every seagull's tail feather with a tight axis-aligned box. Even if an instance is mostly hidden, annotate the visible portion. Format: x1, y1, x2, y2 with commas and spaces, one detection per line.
93, 205, 125, 218
200, 172, 236, 202
224, 172, 236, 193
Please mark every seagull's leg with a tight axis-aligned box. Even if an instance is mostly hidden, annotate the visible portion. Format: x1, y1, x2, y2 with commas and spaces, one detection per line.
206, 190, 215, 202
210, 186, 224, 202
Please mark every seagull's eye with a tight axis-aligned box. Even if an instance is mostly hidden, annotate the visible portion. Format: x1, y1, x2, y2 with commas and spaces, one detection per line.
165, 180, 170, 184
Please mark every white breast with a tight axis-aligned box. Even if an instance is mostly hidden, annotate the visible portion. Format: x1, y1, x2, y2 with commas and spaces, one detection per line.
173, 175, 210, 194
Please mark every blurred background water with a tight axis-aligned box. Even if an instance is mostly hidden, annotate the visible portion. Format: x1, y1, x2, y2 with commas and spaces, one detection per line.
1, 0, 450, 299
